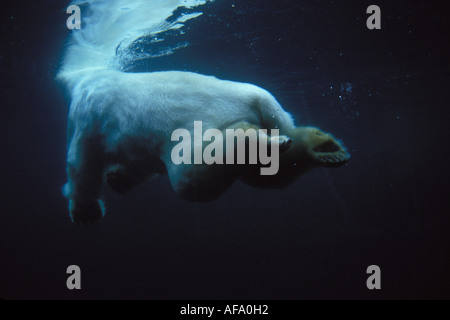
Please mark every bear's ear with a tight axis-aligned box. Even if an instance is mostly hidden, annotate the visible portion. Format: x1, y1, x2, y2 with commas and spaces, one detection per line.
308, 129, 350, 168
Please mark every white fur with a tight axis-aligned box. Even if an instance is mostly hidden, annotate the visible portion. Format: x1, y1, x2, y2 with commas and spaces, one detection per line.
59, 0, 296, 220
63, 70, 295, 200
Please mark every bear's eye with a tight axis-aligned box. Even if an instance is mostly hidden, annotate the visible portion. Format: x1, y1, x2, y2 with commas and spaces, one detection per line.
313, 140, 341, 153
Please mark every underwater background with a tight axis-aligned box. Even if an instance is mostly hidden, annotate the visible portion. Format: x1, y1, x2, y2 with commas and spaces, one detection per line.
0, 0, 449, 299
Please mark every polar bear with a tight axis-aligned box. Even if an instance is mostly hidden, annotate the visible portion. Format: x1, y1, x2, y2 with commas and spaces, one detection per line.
59, 1, 350, 222
63, 70, 350, 222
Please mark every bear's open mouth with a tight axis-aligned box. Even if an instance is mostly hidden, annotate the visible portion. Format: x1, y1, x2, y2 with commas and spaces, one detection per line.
313, 140, 350, 167
313, 140, 341, 153
317, 149, 350, 167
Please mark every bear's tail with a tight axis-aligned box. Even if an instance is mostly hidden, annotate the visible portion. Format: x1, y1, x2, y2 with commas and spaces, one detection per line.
57, 0, 211, 90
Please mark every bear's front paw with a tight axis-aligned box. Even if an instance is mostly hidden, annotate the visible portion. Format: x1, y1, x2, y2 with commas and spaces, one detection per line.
69, 199, 105, 223
270, 135, 293, 153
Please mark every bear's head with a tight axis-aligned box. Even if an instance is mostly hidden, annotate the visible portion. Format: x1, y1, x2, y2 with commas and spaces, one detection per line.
299, 127, 351, 168
238, 126, 350, 189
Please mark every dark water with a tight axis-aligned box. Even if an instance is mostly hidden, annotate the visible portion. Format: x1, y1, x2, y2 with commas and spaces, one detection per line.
0, 0, 449, 299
